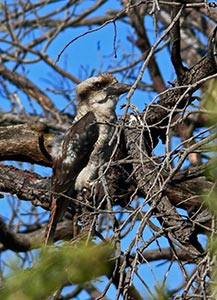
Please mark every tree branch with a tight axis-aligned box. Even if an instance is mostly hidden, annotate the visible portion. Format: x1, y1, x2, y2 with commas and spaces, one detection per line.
0, 63, 57, 115
0, 123, 53, 166
0, 164, 50, 209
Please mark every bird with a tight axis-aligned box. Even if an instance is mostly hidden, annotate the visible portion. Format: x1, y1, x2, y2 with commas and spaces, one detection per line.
44, 73, 130, 245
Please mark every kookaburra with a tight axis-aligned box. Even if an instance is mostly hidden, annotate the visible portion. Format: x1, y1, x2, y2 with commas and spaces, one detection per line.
45, 73, 130, 244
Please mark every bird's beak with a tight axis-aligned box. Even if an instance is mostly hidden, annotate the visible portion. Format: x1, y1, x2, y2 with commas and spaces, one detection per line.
104, 83, 131, 96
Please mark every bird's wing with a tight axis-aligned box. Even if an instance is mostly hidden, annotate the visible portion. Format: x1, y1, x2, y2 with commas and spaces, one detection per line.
44, 112, 99, 245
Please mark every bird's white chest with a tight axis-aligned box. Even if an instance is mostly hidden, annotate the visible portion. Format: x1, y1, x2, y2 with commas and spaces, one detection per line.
74, 122, 115, 191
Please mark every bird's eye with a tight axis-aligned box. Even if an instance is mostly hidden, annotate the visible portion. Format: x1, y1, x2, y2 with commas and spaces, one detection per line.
94, 82, 103, 89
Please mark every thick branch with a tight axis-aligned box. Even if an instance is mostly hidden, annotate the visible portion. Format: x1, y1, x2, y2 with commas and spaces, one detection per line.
140, 247, 196, 262
0, 217, 74, 252
0, 164, 50, 209
170, 4, 186, 78
0, 160, 214, 232
0, 123, 54, 166
0, 216, 31, 252
144, 29, 217, 132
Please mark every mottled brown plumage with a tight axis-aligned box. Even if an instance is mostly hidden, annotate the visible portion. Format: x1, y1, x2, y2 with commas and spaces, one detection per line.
44, 73, 130, 245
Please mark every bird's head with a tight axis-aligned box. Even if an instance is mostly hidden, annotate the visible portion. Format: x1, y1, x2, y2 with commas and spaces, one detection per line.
76, 73, 130, 119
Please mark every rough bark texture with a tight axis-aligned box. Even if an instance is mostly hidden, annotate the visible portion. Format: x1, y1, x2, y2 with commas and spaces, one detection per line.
0, 1, 217, 299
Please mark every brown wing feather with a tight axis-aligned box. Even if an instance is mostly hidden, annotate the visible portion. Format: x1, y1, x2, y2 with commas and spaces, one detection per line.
44, 112, 99, 245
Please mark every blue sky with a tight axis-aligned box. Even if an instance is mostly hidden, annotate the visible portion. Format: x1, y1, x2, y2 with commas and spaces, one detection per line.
0, 1, 210, 299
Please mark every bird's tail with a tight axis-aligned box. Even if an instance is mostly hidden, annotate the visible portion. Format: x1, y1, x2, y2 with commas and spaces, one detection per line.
44, 197, 70, 246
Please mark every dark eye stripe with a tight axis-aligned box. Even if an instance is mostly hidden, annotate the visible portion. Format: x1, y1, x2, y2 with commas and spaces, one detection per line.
79, 90, 89, 100
95, 82, 102, 89
94, 80, 109, 89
